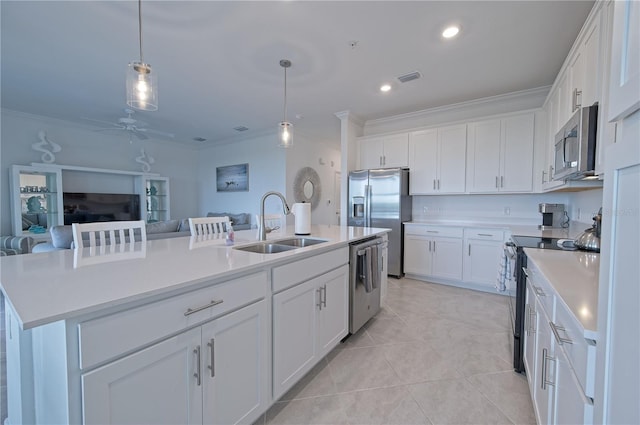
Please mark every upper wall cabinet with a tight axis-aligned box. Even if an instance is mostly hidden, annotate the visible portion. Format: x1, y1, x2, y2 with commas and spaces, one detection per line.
358, 133, 408, 169
607, 0, 640, 121
466, 113, 535, 193
408, 124, 467, 195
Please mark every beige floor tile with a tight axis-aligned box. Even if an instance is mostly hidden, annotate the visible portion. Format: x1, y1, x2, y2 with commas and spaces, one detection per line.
279, 358, 337, 401
339, 386, 430, 425
364, 316, 422, 345
328, 346, 401, 392
383, 342, 462, 384
408, 378, 513, 425
466, 371, 537, 425
265, 395, 348, 425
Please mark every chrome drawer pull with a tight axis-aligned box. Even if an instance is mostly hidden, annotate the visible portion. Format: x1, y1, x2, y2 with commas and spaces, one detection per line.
532, 285, 546, 297
426, 230, 439, 233
550, 321, 573, 345
542, 348, 555, 389
207, 338, 215, 377
184, 299, 224, 316
477, 233, 493, 237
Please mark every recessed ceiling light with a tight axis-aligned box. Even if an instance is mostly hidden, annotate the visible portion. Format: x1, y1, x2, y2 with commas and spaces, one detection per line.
442, 25, 460, 39
380, 84, 392, 92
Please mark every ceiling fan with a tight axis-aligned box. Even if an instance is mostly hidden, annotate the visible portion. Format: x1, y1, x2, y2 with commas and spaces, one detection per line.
83, 109, 174, 141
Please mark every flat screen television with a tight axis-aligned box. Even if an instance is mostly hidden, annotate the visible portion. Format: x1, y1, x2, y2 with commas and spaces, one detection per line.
63, 192, 141, 225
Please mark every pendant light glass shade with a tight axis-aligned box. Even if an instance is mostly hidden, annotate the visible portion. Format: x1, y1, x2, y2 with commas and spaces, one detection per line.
126, 0, 158, 111
278, 59, 292, 148
278, 121, 293, 148
127, 61, 157, 111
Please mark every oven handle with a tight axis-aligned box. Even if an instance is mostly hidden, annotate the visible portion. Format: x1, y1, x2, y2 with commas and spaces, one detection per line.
504, 242, 517, 259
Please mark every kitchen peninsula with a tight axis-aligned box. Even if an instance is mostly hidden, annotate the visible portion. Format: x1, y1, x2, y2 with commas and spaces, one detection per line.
0, 225, 388, 425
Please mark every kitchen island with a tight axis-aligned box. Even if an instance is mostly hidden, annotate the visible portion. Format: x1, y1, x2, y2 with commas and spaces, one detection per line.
1, 225, 388, 425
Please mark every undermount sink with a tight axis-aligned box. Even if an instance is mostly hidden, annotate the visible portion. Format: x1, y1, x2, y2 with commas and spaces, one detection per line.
233, 237, 328, 254
234, 243, 297, 254
273, 237, 328, 247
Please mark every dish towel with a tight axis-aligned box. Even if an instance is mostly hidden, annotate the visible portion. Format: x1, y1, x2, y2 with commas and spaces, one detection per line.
370, 244, 379, 290
496, 250, 513, 292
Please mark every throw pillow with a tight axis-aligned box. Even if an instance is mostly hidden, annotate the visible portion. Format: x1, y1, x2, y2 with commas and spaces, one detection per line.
146, 219, 180, 234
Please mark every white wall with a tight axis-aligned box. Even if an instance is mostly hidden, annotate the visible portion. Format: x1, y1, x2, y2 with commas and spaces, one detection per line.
0, 109, 200, 235
567, 188, 604, 225
286, 135, 341, 226
196, 133, 286, 227
411, 192, 572, 225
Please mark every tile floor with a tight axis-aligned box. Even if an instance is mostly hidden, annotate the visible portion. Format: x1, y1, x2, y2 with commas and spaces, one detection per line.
259, 277, 536, 425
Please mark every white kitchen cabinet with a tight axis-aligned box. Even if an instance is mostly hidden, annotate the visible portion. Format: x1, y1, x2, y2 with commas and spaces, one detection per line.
272, 265, 348, 400
533, 296, 555, 425
462, 228, 504, 287
554, 344, 594, 425
409, 125, 467, 194
404, 225, 463, 281
466, 114, 534, 193
202, 300, 269, 425
82, 328, 204, 425
523, 282, 537, 396
358, 133, 408, 169
82, 298, 268, 425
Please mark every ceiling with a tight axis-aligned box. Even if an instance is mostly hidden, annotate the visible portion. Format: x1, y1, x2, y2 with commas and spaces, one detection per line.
1, 1, 594, 148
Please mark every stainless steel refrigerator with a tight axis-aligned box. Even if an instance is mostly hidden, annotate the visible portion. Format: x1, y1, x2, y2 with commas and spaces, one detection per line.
348, 168, 412, 277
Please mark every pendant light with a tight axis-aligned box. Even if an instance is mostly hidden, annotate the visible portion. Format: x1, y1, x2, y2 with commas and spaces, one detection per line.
126, 0, 158, 111
278, 59, 293, 148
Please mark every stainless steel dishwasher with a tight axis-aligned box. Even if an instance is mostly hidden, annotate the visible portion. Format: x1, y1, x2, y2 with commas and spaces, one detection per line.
349, 236, 385, 334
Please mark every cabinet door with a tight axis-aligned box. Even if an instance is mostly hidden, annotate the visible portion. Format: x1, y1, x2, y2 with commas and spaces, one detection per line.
359, 137, 384, 169
554, 346, 594, 425
467, 120, 501, 193
581, 18, 601, 108
431, 237, 463, 280
556, 73, 570, 129
533, 300, 555, 425
82, 328, 203, 425
202, 300, 268, 425
316, 265, 349, 359
272, 279, 317, 400
462, 239, 502, 287
408, 129, 438, 194
569, 49, 585, 114
404, 235, 431, 276
501, 114, 534, 192
523, 284, 537, 396
381, 133, 409, 168
437, 125, 467, 193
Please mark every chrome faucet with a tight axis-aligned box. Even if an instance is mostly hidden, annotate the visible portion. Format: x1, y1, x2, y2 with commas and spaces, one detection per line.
259, 191, 291, 241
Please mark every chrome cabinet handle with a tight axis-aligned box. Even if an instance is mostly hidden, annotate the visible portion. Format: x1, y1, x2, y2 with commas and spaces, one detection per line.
207, 338, 215, 377
500, 176, 504, 188
426, 230, 439, 233
541, 348, 555, 389
194, 346, 201, 386
322, 284, 327, 308
468, 244, 471, 256
532, 285, 546, 297
428, 240, 431, 251
550, 322, 573, 345
433, 241, 436, 252
184, 299, 224, 316
316, 288, 322, 310
433, 179, 436, 190
542, 170, 547, 184
527, 305, 536, 336
572, 88, 582, 112
437, 179, 440, 190
477, 233, 493, 237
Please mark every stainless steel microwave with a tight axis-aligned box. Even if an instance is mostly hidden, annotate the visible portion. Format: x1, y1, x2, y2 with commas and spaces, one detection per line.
553, 104, 598, 180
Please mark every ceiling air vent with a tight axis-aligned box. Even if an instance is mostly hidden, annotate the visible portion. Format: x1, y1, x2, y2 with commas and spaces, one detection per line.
397, 71, 422, 84
233, 126, 249, 132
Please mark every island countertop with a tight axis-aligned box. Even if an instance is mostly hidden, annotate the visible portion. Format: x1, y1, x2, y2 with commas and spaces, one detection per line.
1, 225, 388, 330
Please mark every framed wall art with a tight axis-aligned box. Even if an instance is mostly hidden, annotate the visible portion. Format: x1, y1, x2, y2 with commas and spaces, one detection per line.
216, 163, 249, 192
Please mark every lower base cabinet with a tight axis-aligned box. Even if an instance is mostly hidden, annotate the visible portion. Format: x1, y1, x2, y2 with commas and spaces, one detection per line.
82, 299, 269, 425
272, 265, 348, 400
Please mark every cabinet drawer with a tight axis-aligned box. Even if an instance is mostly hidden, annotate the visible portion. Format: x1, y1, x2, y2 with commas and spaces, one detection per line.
463, 228, 504, 241
272, 247, 348, 293
404, 225, 463, 238
553, 301, 596, 399
525, 264, 555, 318
78, 271, 267, 370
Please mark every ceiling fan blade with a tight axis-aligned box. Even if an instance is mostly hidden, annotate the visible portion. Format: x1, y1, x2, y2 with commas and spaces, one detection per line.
81, 117, 122, 127
131, 129, 149, 140
141, 128, 175, 138
93, 127, 126, 133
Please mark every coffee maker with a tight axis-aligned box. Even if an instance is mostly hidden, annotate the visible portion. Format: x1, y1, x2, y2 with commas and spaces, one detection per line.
538, 203, 566, 229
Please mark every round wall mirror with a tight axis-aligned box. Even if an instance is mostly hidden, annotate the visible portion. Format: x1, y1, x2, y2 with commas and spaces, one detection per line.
293, 167, 321, 210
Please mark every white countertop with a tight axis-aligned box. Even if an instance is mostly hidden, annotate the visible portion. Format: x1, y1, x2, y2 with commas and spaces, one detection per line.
0, 225, 387, 330
524, 248, 600, 339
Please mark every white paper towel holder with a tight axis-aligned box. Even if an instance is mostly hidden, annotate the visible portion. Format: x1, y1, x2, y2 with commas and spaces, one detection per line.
291, 202, 311, 235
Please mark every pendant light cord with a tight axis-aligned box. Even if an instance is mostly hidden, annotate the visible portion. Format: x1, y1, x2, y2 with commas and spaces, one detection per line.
138, 0, 144, 63
283, 66, 287, 122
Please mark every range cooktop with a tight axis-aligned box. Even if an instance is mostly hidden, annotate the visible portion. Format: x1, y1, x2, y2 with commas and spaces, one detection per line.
511, 235, 568, 250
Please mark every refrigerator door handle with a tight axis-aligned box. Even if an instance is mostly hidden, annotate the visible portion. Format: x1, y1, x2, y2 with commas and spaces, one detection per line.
365, 184, 371, 227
